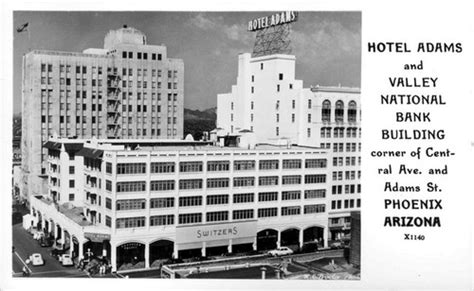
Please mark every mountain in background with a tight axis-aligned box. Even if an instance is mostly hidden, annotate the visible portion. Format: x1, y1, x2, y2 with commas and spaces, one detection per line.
183, 107, 216, 140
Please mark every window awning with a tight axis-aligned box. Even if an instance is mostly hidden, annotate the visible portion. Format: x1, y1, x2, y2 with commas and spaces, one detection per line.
43, 141, 61, 151
77, 147, 104, 159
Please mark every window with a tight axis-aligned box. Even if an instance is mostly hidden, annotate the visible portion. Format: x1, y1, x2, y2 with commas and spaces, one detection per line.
68, 193, 75, 201
150, 215, 174, 226
179, 196, 202, 207
279, 73, 283, 80
305, 159, 327, 168
106, 162, 113, 174
207, 161, 230, 172
206, 211, 228, 222
150, 197, 174, 208
105, 180, 112, 191
259, 160, 279, 170
282, 175, 301, 185
260, 63, 264, 70
150, 180, 175, 191
207, 195, 229, 205
151, 162, 175, 173
258, 207, 277, 218
258, 192, 278, 202
282, 159, 301, 169
304, 175, 326, 184
69, 180, 75, 188
305, 189, 326, 199
179, 213, 202, 225
179, 161, 203, 172
207, 178, 229, 189
116, 217, 146, 229
304, 204, 325, 214
234, 160, 255, 171
259, 176, 278, 186
179, 179, 203, 190
282, 206, 300, 216
233, 176, 255, 187
348, 101, 357, 122
233, 193, 254, 203
117, 163, 146, 175
233, 209, 254, 220
282, 191, 301, 200
335, 100, 344, 122
322, 100, 331, 122
116, 199, 146, 211
116, 181, 146, 192
106, 198, 112, 209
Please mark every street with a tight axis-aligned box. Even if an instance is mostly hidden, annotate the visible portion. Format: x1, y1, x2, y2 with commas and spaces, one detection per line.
12, 222, 91, 278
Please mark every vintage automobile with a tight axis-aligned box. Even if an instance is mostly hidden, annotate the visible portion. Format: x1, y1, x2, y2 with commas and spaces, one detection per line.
59, 254, 74, 266
29, 253, 45, 266
267, 247, 294, 257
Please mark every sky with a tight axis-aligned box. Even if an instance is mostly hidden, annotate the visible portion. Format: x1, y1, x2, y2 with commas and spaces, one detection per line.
13, 11, 361, 113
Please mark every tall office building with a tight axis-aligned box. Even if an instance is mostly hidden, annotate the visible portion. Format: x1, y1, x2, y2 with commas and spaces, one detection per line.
217, 53, 361, 240
21, 26, 184, 200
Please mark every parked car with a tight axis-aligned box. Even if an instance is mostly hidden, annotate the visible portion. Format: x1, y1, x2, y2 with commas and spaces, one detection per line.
29, 253, 45, 266
267, 247, 294, 257
39, 237, 53, 247
50, 248, 67, 259
59, 254, 74, 266
33, 231, 45, 241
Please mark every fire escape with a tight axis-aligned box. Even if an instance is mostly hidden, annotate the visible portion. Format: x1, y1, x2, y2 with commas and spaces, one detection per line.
106, 65, 121, 138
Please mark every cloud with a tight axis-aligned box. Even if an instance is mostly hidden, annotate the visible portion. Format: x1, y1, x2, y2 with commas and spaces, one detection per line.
186, 13, 253, 46
191, 13, 219, 30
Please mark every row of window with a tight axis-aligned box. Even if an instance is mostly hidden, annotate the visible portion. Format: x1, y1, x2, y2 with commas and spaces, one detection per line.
114, 175, 326, 193
114, 204, 327, 228
121, 51, 163, 61
331, 184, 361, 195
110, 159, 327, 175
331, 199, 361, 210
332, 156, 361, 167
321, 127, 360, 138
332, 171, 361, 181
322, 100, 358, 123
109, 189, 326, 210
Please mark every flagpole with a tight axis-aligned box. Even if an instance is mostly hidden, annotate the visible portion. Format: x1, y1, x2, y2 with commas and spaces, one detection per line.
27, 21, 31, 52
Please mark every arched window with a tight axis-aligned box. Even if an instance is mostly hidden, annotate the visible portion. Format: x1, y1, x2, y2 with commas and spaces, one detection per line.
335, 100, 344, 122
322, 100, 331, 122
348, 101, 357, 122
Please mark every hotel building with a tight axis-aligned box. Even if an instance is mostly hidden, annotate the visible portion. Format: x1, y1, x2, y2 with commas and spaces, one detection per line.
21, 26, 184, 201
217, 53, 361, 239
29, 136, 330, 271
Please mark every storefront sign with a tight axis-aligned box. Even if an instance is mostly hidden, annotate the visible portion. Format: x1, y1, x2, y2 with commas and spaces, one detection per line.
248, 11, 298, 32
84, 232, 111, 242
176, 220, 257, 244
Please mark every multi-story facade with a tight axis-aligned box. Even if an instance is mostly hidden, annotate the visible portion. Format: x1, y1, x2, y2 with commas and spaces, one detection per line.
217, 53, 361, 240
29, 137, 330, 271
21, 26, 184, 201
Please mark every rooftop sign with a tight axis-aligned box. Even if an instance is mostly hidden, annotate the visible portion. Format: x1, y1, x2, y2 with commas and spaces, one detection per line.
248, 11, 298, 32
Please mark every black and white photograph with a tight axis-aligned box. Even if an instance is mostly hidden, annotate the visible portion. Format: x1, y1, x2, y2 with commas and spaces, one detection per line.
4, 1, 474, 290
11, 11, 361, 280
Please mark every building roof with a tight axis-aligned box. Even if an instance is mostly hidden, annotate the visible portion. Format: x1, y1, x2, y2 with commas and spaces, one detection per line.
310, 85, 360, 94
